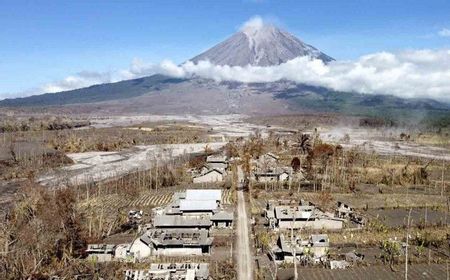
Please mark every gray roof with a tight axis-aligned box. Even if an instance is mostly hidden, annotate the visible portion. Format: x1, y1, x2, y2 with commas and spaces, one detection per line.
180, 200, 218, 212
206, 155, 227, 163
153, 215, 212, 227
193, 168, 224, 178
211, 211, 234, 221
142, 229, 213, 247
86, 244, 115, 254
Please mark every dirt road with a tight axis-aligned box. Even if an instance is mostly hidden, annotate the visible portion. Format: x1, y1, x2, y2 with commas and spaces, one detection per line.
236, 167, 253, 280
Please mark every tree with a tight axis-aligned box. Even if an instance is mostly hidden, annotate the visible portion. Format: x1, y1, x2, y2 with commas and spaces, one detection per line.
291, 157, 301, 172
380, 240, 402, 271
295, 134, 311, 154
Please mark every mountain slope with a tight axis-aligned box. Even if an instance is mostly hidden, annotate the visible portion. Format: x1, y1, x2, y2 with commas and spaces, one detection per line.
190, 23, 333, 66
0, 75, 184, 107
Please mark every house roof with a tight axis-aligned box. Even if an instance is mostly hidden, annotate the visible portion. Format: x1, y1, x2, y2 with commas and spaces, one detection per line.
255, 167, 292, 177
185, 189, 222, 201
193, 168, 223, 178
153, 215, 212, 227
143, 229, 213, 247
206, 155, 227, 163
180, 200, 218, 212
211, 211, 234, 221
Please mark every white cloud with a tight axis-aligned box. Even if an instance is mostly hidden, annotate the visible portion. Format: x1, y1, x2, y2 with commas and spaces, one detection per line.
438, 28, 450, 37
3, 49, 450, 103
240, 16, 265, 31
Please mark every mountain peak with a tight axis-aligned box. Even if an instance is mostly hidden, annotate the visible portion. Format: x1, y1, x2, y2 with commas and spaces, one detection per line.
190, 17, 334, 67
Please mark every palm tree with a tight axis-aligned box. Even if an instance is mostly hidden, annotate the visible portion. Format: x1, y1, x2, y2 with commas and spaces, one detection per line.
295, 133, 312, 154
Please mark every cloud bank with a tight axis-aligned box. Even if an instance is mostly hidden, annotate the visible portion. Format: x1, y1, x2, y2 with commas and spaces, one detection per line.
3, 49, 450, 103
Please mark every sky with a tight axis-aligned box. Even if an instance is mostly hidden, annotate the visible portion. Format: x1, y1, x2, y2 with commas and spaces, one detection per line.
1, 0, 450, 100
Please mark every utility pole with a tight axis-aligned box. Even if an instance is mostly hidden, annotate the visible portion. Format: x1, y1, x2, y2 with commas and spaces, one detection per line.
291, 209, 298, 280
441, 159, 445, 197
405, 208, 412, 280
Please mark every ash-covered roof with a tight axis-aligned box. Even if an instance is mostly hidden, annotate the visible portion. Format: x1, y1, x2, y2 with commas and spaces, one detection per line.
180, 200, 218, 212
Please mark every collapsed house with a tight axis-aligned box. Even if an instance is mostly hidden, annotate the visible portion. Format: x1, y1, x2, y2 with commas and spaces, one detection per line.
86, 244, 115, 262
335, 202, 353, 219
265, 204, 344, 230
335, 201, 366, 227
271, 234, 329, 264
129, 228, 214, 259
125, 263, 209, 280
329, 251, 365, 269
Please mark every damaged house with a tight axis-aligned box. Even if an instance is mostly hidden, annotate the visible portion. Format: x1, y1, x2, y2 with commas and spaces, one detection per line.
335, 201, 366, 227
85, 244, 116, 262
265, 204, 344, 230
271, 234, 329, 264
125, 263, 209, 280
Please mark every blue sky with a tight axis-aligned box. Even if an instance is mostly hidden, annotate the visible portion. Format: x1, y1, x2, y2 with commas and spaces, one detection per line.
1, 0, 450, 96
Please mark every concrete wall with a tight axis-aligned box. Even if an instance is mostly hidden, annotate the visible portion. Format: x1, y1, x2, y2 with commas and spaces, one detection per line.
87, 253, 112, 262
256, 176, 278, 183
154, 247, 203, 256
129, 239, 152, 260
278, 219, 343, 230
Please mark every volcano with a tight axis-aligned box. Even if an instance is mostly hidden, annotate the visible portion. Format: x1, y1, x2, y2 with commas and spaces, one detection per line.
1, 20, 448, 125
190, 19, 333, 66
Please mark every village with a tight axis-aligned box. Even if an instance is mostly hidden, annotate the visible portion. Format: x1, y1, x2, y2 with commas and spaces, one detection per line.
69, 119, 449, 280
0, 114, 449, 280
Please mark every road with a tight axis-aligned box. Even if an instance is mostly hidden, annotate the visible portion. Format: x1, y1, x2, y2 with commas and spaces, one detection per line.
236, 166, 253, 280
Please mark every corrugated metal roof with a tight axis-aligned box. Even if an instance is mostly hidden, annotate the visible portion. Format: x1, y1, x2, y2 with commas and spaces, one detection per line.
180, 199, 218, 211
185, 189, 222, 201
